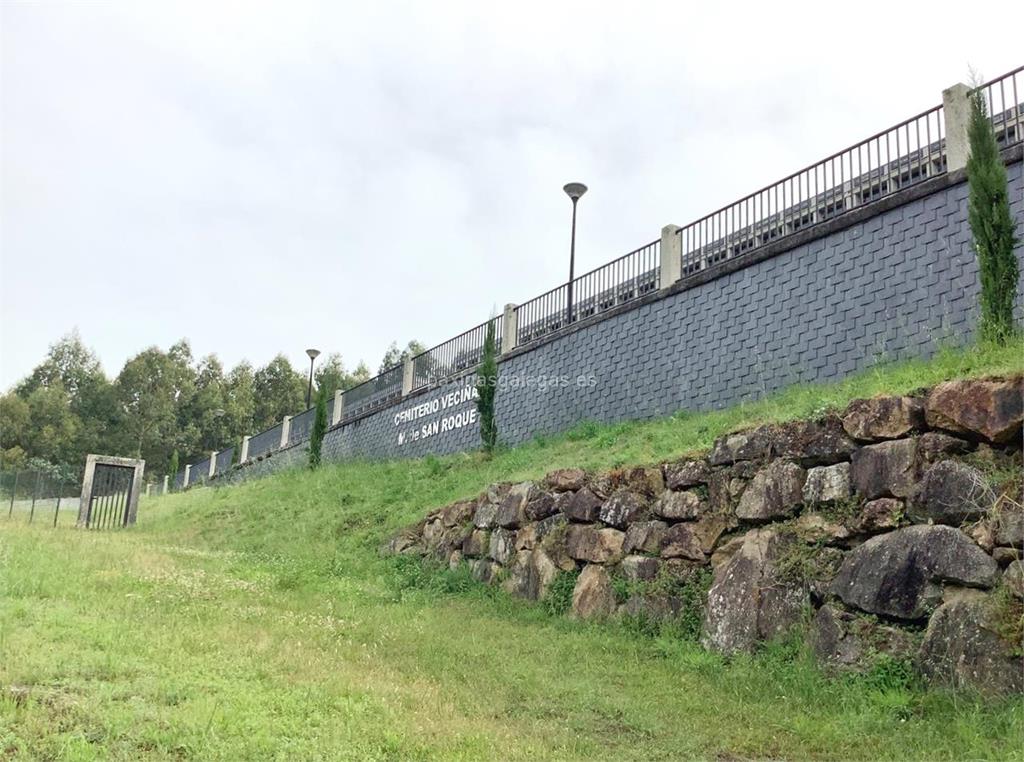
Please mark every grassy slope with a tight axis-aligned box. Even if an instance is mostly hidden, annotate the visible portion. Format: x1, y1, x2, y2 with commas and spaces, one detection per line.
2, 340, 1024, 761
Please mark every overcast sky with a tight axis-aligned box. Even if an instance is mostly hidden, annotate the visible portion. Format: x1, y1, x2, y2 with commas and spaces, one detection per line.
2, 1, 1022, 389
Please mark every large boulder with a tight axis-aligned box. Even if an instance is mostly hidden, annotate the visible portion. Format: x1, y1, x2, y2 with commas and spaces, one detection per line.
571, 564, 617, 619
663, 459, 711, 490
565, 524, 625, 563
660, 523, 706, 561
850, 438, 919, 499
620, 554, 661, 582
918, 432, 974, 463
925, 377, 1024, 444
908, 461, 995, 526
830, 525, 1000, 620
488, 528, 517, 565
811, 605, 917, 672
917, 596, 1024, 695
995, 504, 1024, 548
770, 416, 858, 466
473, 501, 499, 530
842, 396, 925, 441
438, 499, 476, 528
689, 515, 731, 555
503, 548, 560, 601
735, 460, 806, 521
599, 489, 648, 529
622, 520, 668, 555
544, 468, 587, 492
495, 482, 536, 528
462, 529, 490, 557
562, 488, 603, 522
802, 462, 852, 505
852, 498, 904, 534
653, 490, 703, 521
702, 528, 808, 654
707, 471, 747, 514
524, 493, 559, 522
708, 429, 774, 466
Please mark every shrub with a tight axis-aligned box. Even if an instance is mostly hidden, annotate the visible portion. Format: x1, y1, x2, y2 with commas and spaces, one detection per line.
543, 569, 579, 616
967, 86, 1020, 344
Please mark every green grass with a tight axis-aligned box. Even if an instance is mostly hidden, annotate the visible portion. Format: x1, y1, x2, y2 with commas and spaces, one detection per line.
2, 340, 1023, 760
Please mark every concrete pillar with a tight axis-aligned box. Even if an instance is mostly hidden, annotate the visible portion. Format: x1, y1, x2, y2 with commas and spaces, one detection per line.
183, 464, 191, 488
279, 416, 292, 449
332, 389, 344, 426
402, 357, 415, 395
163, 475, 169, 495
943, 83, 971, 172
145, 483, 151, 497
501, 304, 518, 354
660, 224, 682, 288
208, 451, 217, 478
239, 435, 250, 463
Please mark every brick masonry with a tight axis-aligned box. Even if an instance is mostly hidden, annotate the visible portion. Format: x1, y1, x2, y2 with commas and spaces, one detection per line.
212, 160, 1024, 485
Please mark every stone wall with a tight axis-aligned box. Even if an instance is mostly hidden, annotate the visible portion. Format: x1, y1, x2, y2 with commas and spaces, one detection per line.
387, 375, 1024, 695
209, 156, 1024, 486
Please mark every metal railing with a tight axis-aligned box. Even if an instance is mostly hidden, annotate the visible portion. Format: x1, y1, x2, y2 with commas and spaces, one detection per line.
411, 316, 504, 391
677, 105, 947, 275
183, 66, 1024, 481
516, 240, 660, 344
214, 447, 234, 474
978, 66, 1023, 149
340, 363, 404, 421
191, 456, 211, 484
2, 469, 78, 526
288, 406, 316, 445
173, 468, 186, 490
247, 423, 282, 460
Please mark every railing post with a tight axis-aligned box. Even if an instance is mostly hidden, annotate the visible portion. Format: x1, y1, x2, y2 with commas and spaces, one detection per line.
163, 475, 169, 495
145, 483, 151, 497
501, 304, 518, 354
239, 435, 250, 463
183, 464, 191, 488
401, 357, 414, 396
279, 416, 292, 449
208, 451, 216, 478
660, 224, 682, 288
942, 82, 971, 173
332, 389, 344, 426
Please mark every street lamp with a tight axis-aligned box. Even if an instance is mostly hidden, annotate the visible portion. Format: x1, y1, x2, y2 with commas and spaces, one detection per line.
305, 348, 321, 408
563, 182, 587, 325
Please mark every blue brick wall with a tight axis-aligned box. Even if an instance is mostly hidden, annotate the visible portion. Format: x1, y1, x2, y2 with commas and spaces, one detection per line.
210, 162, 1024, 487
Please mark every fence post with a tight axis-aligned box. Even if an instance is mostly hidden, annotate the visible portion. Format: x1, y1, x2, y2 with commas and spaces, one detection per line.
184, 464, 191, 488
942, 83, 971, 173
8, 470, 17, 517
659, 224, 682, 288
501, 304, 518, 354
279, 416, 292, 449
163, 475, 169, 494
146, 483, 151, 497
401, 357, 414, 396
30, 471, 40, 523
332, 389, 344, 426
239, 435, 250, 463
208, 452, 217, 478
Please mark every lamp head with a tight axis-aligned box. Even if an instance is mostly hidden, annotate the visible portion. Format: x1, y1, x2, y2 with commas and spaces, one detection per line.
306, 348, 321, 360
563, 182, 588, 201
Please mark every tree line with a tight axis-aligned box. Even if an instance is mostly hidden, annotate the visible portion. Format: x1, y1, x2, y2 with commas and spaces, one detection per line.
0, 331, 424, 481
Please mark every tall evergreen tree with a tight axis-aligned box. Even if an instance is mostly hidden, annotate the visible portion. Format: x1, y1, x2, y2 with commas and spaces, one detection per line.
308, 384, 328, 470
475, 319, 498, 454
966, 87, 1020, 344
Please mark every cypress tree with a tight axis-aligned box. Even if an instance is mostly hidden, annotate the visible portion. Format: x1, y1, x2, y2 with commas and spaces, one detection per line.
308, 385, 328, 470
168, 450, 179, 490
966, 88, 1020, 344
476, 319, 499, 453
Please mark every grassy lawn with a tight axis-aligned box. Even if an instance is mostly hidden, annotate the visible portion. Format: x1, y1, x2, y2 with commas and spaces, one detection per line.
2, 340, 1024, 760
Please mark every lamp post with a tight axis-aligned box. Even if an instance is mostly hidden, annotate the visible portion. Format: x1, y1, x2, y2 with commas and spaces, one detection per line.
305, 348, 321, 408
563, 182, 587, 325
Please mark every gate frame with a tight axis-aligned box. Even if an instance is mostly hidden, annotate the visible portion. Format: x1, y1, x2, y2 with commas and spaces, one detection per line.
76, 454, 146, 528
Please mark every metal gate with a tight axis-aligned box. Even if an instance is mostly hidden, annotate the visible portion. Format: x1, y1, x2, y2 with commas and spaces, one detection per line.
83, 463, 135, 529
